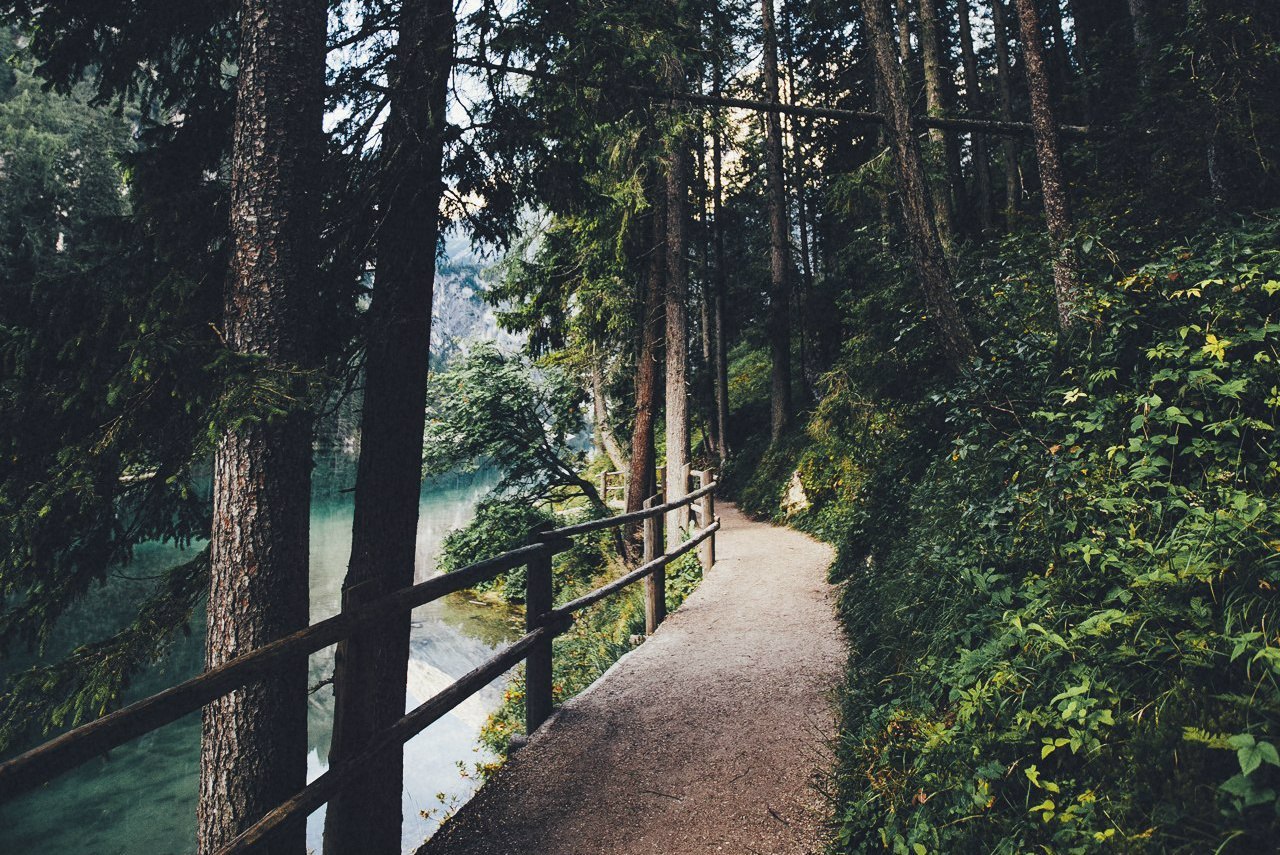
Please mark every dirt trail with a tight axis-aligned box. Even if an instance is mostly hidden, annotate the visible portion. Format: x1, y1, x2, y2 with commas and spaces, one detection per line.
417, 503, 844, 855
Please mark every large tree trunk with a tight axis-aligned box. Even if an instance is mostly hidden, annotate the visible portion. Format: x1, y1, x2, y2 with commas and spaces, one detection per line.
862, 0, 975, 365
710, 63, 731, 463
761, 0, 793, 441
991, 0, 1023, 218
1014, 0, 1080, 330
322, 3, 454, 853
917, 0, 963, 250
625, 196, 665, 520
197, 0, 325, 852
958, 0, 995, 233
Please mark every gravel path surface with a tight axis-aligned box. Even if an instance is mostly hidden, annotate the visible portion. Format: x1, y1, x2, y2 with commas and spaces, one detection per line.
416, 503, 844, 855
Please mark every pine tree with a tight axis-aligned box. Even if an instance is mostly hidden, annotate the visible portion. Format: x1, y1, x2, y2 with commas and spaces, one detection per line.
322, 2, 455, 852
1013, 0, 1079, 330
761, 0, 794, 440
861, 0, 975, 364
198, 0, 326, 851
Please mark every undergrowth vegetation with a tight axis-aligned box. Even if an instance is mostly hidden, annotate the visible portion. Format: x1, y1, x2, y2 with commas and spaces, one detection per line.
729, 212, 1280, 852
442, 506, 705, 762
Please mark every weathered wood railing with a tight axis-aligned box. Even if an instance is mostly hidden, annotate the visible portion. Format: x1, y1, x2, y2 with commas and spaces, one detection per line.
598, 465, 667, 510
0, 471, 718, 854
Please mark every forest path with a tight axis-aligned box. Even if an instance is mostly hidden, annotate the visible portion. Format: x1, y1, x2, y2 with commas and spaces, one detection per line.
416, 503, 844, 855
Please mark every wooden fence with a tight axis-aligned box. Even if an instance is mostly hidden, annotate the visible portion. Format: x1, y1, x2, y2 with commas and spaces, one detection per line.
0, 470, 718, 854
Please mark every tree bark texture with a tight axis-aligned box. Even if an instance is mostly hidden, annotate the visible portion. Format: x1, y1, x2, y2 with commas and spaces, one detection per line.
322, 2, 454, 853
862, 0, 976, 365
625, 198, 666, 520
1014, 0, 1080, 330
761, 0, 793, 441
198, 0, 326, 852
991, 0, 1023, 217
917, 0, 963, 250
958, 0, 995, 232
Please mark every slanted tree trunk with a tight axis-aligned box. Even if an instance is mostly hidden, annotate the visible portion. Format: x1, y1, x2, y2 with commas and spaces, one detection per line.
322, 3, 454, 853
917, 0, 963, 250
991, 0, 1023, 218
958, 0, 995, 233
761, 0, 793, 441
197, 0, 325, 852
862, 0, 976, 365
1014, 0, 1080, 330
710, 63, 731, 462
625, 193, 665, 521
592, 357, 628, 473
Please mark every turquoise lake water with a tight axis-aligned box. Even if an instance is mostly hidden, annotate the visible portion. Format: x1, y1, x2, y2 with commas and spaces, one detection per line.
0, 454, 517, 854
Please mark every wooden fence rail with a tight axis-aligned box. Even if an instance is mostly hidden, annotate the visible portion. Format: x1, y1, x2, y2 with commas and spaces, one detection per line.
0, 470, 719, 855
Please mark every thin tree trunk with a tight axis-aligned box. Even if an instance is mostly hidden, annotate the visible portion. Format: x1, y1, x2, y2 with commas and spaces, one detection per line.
917, 0, 962, 250
958, 0, 995, 232
782, 0, 815, 403
761, 0, 793, 440
592, 359, 628, 473
895, 0, 922, 105
862, 0, 975, 365
991, 0, 1023, 218
197, 0, 325, 852
1014, 0, 1080, 330
1127, 0, 1153, 89
322, 3, 454, 852
1043, 0, 1074, 98
664, 119, 691, 543
710, 64, 731, 462
695, 106, 718, 458
625, 195, 665, 520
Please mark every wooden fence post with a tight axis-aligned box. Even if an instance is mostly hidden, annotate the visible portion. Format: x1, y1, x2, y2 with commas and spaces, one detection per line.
643, 495, 666, 634
524, 537, 554, 735
700, 469, 716, 571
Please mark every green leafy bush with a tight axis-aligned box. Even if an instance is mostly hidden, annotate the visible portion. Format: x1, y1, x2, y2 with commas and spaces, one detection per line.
736, 214, 1280, 853
438, 499, 558, 603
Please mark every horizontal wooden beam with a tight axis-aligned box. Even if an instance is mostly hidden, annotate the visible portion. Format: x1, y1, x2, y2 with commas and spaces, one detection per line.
0, 479, 725, 823
455, 58, 1112, 139
547, 518, 721, 620
0, 544, 547, 802
214, 625, 561, 854
543, 482, 716, 542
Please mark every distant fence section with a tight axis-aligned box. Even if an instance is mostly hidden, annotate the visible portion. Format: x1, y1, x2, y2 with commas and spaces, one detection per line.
0, 468, 719, 854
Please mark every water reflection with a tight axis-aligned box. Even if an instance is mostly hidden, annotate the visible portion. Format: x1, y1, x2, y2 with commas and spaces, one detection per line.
0, 454, 515, 854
